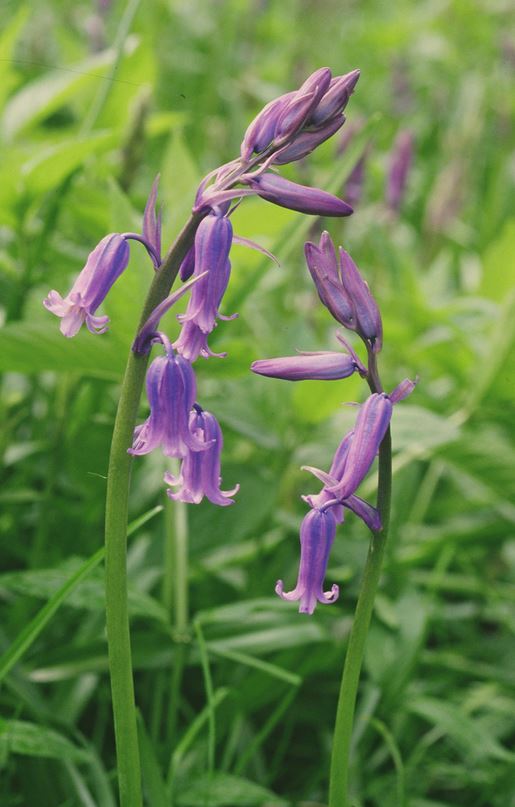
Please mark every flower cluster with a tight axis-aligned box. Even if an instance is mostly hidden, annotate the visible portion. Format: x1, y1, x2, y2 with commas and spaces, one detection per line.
251, 231, 415, 613
44, 67, 360, 509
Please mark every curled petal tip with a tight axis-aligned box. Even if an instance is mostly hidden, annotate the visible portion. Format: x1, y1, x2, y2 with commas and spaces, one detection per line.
321, 583, 340, 604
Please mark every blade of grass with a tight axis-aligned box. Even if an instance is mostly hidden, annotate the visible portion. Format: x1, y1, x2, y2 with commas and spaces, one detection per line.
0, 505, 162, 683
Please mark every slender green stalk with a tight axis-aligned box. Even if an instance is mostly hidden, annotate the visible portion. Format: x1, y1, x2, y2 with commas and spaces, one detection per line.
328, 351, 392, 807
104, 212, 202, 807
164, 490, 190, 756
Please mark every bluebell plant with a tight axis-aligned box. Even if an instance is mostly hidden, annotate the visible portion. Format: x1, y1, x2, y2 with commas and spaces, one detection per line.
44, 66, 413, 807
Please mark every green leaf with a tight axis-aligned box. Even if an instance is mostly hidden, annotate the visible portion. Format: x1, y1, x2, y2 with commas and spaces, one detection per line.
480, 218, 515, 302
21, 132, 118, 197
0, 322, 125, 377
292, 373, 363, 424
0, 549, 104, 684
1, 38, 138, 141
176, 772, 288, 807
0, 505, 162, 683
137, 713, 168, 807
0, 719, 90, 763
0, 7, 29, 111
408, 696, 513, 763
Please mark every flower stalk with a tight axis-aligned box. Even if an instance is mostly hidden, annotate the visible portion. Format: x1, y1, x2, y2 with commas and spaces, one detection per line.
104, 212, 203, 807
328, 350, 392, 807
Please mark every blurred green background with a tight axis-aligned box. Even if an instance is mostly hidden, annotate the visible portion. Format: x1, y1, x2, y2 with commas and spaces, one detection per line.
0, 0, 514, 805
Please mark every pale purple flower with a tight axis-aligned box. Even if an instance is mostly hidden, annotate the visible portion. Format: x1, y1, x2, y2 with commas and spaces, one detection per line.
178, 212, 233, 334
240, 91, 296, 161
250, 335, 367, 381
302, 431, 381, 532
132, 272, 209, 355
44, 234, 130, 337
273, 115, 345, 165
274, 67, 332, 143
389, 377, 417, 403
164, 406, 239, 506
244, 173, 353, 217
304, 381, 416, 514
325, 393, 393, 501
308, 69, 360, 127
179, 245, 195, 281
128, 337, 207, 459
386, 130, 413, 212
276, 507, 339, 614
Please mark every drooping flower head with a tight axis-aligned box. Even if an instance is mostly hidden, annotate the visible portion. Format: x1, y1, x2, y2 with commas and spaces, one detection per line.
178, 210, 233, 334
44, 234, 130, 337
44, 179, 163, 337
128, 335, 207, 459
276, 507, 339, 615
164, 405, 239, 506
172, 210, 236, 361
304, 381, 416, 515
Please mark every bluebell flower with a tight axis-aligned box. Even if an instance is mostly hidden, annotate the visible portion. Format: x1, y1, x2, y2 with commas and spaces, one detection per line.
44, 234, 130, 337
164, 406, 239, 506
276, 507, 339, 615
128, 336, 207, 459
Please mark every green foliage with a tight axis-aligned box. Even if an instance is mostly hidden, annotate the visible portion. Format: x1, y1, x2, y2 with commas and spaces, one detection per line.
0, 1, 514, 806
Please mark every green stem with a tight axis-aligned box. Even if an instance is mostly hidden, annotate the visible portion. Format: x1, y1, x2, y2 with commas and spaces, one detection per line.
164, 488, 190, 758
328, 351, 392, 807
104, 212, 202, 807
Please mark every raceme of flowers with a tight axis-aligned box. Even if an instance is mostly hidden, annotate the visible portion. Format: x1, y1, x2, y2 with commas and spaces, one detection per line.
44, 65, 359, 509
251, 230, 415, 613
44, 66, 415, 613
